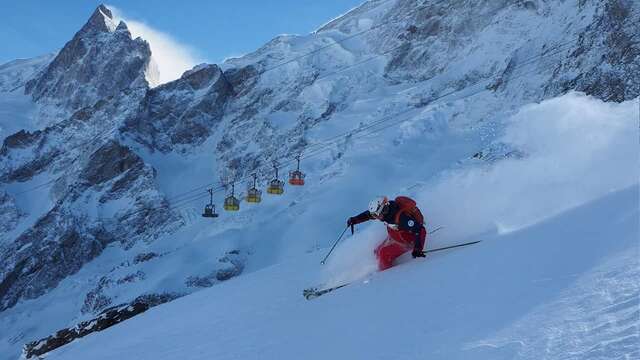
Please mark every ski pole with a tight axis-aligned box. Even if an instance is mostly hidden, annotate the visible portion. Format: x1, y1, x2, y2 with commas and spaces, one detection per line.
428, 226, 444, 235
423, 240, 481, 255
320, 226, 349, 265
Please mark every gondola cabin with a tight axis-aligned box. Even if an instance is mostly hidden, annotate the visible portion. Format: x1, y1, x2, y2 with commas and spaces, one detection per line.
223, 183, 240, 211
267, 179, 284, 194
246, 174, 262, 203
224, 196, 240, 211
202, 204, 219, 218
288, 156, 305, 186
267, 162, 285, 195
202, 189, 219, 218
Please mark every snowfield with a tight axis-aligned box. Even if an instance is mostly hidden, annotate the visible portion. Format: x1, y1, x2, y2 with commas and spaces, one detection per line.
40, 94, 639, 360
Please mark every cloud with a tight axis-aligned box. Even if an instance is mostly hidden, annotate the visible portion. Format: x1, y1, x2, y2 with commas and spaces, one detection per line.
108, 6, 202, 86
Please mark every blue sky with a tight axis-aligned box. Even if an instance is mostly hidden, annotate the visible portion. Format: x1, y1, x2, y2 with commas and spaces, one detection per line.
1, 1, 365, 65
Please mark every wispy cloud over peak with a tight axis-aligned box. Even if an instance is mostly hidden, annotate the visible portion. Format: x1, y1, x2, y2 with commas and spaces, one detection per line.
108, 5, 203, 86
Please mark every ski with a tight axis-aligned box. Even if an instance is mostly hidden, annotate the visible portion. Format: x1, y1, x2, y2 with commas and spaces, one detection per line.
304, 241, 481, 300
303, 283, 350, 300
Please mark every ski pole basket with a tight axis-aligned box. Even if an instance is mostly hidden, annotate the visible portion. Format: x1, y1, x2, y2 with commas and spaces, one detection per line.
223, 182, 240, 211
202, 189, 219, 218
288, 155, 305, 186
267, 162, 285, 195
246, 174, 262, 203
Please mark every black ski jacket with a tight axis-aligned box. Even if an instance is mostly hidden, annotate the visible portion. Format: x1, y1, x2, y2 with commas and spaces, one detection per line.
349, 200, 424, 241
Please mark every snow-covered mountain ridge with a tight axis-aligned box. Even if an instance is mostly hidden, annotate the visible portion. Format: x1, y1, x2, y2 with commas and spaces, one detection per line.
0, 0, 638, 359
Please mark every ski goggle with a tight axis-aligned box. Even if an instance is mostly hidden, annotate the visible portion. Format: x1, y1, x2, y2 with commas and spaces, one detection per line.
371, 199, 389, 217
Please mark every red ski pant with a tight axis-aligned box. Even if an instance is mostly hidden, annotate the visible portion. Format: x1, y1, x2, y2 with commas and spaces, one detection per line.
374, 226, 426, 271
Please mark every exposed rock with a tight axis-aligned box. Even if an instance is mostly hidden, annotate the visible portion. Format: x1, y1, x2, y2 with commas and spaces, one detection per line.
81, 140, 144, 186
0, 129, 53, 183
0, 150, 59, 183
78, 5, 115, 36
185, 250, 246, 287
0, 130, 43, 151
116, 270, 146, 285
0, 191, 24, 239
0, 208, 113, 311
223, 65, 259, 95
81, 276, 113, 314
0, 136, 175, 311
0, 118, 72, 183
133, 252, 159, 264
122, 64, 234, 153
545, 0, 640, 101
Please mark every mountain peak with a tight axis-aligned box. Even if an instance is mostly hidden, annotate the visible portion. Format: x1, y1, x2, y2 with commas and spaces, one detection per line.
96, 4, 112, 16
24, 4, 152, 112
79, 4, 117, 35
115, 20, 129, 32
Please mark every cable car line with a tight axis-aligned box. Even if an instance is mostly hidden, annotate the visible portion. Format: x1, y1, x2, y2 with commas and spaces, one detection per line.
138, 38, 579, 220
159, 38, 578, 209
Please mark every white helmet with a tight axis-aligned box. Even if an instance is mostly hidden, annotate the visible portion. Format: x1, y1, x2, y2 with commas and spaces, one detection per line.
368, 196, 389, 217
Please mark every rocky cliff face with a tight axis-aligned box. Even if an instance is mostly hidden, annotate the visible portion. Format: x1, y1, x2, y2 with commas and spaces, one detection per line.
0, 1, 638, 358
25, 5, 154, 113
544, 0, 639, 101
0, 138, 179, 311
123, 64, 235, 153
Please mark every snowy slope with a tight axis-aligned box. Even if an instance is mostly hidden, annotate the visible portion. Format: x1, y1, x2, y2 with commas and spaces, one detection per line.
0, 54, 55, 93
0, 54, 54, 142
35, 93, 640, 360
42, 186, 639, 360
1, 1, 639, 359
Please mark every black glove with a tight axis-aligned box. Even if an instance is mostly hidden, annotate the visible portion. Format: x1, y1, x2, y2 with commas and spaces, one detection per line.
347, 217, 355, 226
411, 249, 425, 258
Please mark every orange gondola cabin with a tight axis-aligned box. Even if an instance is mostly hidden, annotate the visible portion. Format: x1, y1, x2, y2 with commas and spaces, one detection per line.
288, 155, 306, 186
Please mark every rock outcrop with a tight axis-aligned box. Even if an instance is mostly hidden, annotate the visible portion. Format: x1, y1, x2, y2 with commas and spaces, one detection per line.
0, 139, 177, 311
545, 0, 640, 101
0, 191, 24, 239
123, 64, 235, 153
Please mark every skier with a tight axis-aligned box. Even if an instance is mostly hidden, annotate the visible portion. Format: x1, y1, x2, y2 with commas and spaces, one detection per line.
347, 196, 427, 270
